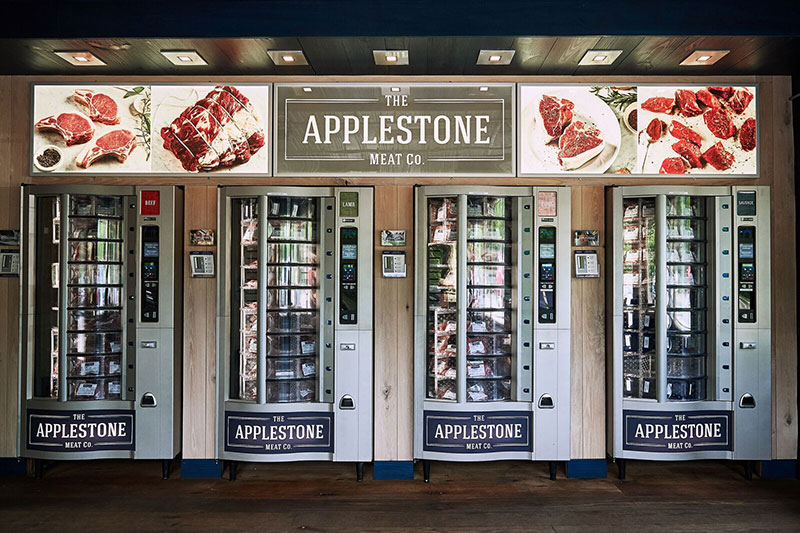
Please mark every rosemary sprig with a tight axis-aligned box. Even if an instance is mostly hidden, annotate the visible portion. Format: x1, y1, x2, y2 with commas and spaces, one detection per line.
590, 86, 637, 110
118, 86, 151, 161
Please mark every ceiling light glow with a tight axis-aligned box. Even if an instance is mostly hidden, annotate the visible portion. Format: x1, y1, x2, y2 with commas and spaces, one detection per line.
592, 55, 607, 62
697, 55, 712, 62
488, 55, 502, 62
282, 55, 295, 63
303, 87, 312, 93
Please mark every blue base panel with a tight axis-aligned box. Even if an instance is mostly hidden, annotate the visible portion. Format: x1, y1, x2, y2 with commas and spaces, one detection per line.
760, 460, 797, 479
566, 459, 608, 479
373, 461, 414, 480
180, 459, 223, 478
0, 458, 27, 477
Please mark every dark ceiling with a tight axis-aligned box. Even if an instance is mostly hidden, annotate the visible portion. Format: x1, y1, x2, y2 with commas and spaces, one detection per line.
2, 35, 799, 77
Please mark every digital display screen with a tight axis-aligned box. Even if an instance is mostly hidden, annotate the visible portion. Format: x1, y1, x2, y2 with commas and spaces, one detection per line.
739, 243, 754, 259
540, 263, 555, 281
341, 228, 358, 241
342, 244, 357, 260
143, 242, 159, 257
539, 227, 555, 242
539, 243, 555, 260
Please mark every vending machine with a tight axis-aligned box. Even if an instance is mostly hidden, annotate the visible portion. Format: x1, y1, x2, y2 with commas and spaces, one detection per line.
216, 187, 373, 480
608, 186, 771, 478
18, 185, 182, 478
414, 186, 571, 481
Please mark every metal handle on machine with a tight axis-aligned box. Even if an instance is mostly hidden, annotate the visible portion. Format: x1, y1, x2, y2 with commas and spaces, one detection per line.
739, 393, 756, 408
538, 394, 555, 409
339, 395, 355, 410
739, 342, 757, 349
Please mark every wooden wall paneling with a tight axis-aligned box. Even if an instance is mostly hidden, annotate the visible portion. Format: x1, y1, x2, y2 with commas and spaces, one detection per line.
770, 77, 798, 458
204, 185, 218, 456
373, 185, 400, 460
182, 185, 216, 458
394, 184, 415, 461
569, 187, 584, 457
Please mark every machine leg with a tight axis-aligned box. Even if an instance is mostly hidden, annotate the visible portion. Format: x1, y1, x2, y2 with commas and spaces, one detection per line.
744, 460, 754, 480
548, 461, 557, 481
423, 460, 431, 483
617, 459, 626, 480
356, 462, 364, 482
34, 459, 44, 480
229, 461, 238, 481
162, 459, 171, 480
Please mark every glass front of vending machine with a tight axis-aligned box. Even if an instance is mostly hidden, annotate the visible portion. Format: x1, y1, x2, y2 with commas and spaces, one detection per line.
217, 187, 373, 480
413, 186, 571, 481
19, 185, 182, 479
608, 186, 771, 478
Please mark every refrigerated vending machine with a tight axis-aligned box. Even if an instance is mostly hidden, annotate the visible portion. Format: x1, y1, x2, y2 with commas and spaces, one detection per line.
217, 187, 372, 480
608, 186, 771, 478
414, 186, 571, 481
18, 185, 182, 478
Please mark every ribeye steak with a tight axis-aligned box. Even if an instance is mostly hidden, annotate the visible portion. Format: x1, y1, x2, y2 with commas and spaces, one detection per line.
675, 89, 703, 117
35, 111, 95, 146
702, 142, 735, 171
74, 89, 120, 125
669, 120, 702, 147
537, 95, 574, 143
76, 129, 137, 168
671, 139, 704, 168
739, 117, 756, 152
161, 85, 265, 172
659, 157, 687, 174
557, 121, 605, 170
640, 97, 674, 114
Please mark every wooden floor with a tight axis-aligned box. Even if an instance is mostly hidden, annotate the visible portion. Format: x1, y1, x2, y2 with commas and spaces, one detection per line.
0, 459, 798, 531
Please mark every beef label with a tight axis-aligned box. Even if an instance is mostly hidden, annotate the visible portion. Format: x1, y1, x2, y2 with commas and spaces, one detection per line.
27, 409, 135, 452
423, 410, 532, 453
225, 411, 334, 454
623, 410, 732, 452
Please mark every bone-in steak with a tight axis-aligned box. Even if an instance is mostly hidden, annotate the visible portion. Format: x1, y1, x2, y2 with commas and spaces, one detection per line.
641, 97, 674, 114
675, 89, 703, 117
704, 108, 737, 139
74, 89, 120, 125
161, 85, 266, 172
671, 139, 704, 168
659, 157, 687, 174
669, 120, 702, 147
76, 129, 137, 168
739, 117, 756, 152
702, 142, 735, 171
728, 88, 754, 114
646, 118, 666, 142
537, 95, 574, 143
35, 112, 95, 146
557, 121, 605, 170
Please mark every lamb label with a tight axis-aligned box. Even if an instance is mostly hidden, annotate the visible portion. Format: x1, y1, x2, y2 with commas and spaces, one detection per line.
225, 411, 334, 454
423, 410, 532, 453
27, 409, 135, 452
274, 84, 514, 176
623, 410, 732, 452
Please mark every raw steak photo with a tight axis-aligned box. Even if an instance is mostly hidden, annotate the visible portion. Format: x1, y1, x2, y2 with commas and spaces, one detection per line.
696, 89, 722, 109
557, 121, 605, 170
703, 142, 735, 171
641, 97, 674, 114
671, 139, 704, 168
76, 129, 137, 168
160, 85, 266, 172
704, 108, 737, 139
538, 95, 574, 143
74, 90, 120, 125
669, 121, 702, 146
646, 118, 666, 142
728, 88, 754, 114
675, 89, 703, 117
35, 111, 95, 146
659, 157, 687, 174
740, 118, 757, 151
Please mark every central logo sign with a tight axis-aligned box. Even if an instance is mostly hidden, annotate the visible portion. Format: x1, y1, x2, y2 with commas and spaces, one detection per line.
274, 84, 514, 176
623, 410, 732, 452
225, 411, 334, 454
423, 410, 532, 453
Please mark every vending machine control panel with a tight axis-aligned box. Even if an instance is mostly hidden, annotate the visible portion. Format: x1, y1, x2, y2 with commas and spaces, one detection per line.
538, 226, 556, 323
737, 226, 756, 323
340, 227, 358, 324
141, 225, 159, 322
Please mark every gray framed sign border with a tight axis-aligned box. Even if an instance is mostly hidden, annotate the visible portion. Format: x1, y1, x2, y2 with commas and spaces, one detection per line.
516, 82, 760, 179
272, 82, 516, 178
29, 81, 273, 178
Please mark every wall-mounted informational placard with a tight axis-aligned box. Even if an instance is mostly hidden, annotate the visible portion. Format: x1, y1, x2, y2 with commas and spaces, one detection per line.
274, 84, 515, 176
31, 84, 270, 176
518, 84, 757, 177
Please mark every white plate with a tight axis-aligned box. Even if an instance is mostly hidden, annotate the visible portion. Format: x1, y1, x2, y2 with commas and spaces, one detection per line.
522, 88, 621, 174
33, 144, 64, 172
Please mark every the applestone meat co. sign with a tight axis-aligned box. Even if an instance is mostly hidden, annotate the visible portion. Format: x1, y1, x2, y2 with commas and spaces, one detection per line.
274, 84, 515, 176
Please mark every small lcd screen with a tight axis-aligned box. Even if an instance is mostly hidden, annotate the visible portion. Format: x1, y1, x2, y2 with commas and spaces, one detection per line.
739, 243, 754, 259
539, 226, 555, 243
341, 227, 358, 242
143, 242, 159, 257
539, 243, 555, 260
342, 244, 357, 260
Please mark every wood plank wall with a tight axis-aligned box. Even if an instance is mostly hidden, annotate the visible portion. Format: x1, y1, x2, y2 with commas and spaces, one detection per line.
0, 75, 795, 463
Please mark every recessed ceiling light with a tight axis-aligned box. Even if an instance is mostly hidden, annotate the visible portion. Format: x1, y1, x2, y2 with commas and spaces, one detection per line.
479, 86, 489, 92
578, 49, 623, 66
303, 87, 313, 93
267, 50, 308, 66
373, 50, 409, 66
680, 49, 729, 66
477, 50, 515, 65
54, 51, 106, 66
391, 87, 401, 92
161, 50, 207, 66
